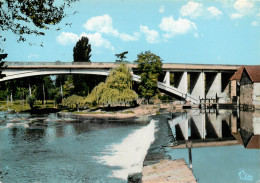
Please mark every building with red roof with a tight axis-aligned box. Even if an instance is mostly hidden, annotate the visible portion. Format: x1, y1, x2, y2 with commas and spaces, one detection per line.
230, 65, 260, 110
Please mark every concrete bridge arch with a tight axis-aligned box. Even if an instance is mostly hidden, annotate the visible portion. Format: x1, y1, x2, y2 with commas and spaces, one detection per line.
0, 62, 240, 104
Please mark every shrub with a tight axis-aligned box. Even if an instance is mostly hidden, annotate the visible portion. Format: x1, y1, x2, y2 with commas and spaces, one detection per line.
27, 95, 36, 109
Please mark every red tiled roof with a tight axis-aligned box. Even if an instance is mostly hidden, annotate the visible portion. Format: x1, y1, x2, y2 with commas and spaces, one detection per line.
244, 65, 260, 82
230, 66, 244, 81
230, 65, 260, 82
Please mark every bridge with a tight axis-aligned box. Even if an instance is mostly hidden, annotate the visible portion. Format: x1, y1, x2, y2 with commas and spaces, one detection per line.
0, 62, 240, 104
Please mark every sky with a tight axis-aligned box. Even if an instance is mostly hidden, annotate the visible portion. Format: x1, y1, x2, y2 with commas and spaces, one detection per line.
2, 0, 260, 65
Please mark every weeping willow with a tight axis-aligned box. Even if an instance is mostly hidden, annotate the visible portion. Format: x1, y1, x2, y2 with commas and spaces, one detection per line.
63, 95, 85, 109
85, 63, 138, 105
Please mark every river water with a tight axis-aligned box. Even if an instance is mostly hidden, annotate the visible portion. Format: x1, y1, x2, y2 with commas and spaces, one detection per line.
167, 109, 260, 183
0, 110, 259, 183
0, 112, 155, 183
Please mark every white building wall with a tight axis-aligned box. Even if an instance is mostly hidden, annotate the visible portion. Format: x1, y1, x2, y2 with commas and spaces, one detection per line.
253, 83, 260, 109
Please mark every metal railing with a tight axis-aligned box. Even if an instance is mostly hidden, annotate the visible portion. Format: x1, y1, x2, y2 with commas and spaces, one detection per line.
4, 61, 135, 66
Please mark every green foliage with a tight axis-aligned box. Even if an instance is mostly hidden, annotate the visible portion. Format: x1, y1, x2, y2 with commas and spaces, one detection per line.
73, 36, 92, 62
34, 76, 55, 102
54, 92, 62, 105
0, 0, 78, 52
63, 95, 85, 110
49, 88, 59, 100
27, 95, 36, 109
85, 63, 138, 106
136, 51, 163, 102
115, 51, 128, 62
72, 36, 98, 96
55, 75, 68, 87
63, 76, 74, 97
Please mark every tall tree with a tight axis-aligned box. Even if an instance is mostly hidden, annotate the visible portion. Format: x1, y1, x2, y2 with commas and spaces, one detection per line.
0, 0, 78, 52
115, 51, 128, 62
135, 51, 163, 103
73, 36, 105, 96
73, 37, 92, 62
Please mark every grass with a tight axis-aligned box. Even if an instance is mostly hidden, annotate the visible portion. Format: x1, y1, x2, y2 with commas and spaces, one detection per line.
0, 100, 57, 113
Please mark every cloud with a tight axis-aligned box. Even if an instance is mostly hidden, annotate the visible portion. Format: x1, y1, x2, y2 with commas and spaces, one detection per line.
180, 1, 223, 19
207, 7, 223, 18
230, 13, 243, 19
56, 32, 79, 45
119, 32, 140, 41
180, 1, 204, 19
159, 16, 197, 38
140, 25, 159, 44
159, 5, 165, 13
80, 32, 114, 50
56, 32, 114, 50
230, 0, 256, 19
83, 14, 118, 36
83, 14, 139, 42
234, 0, 254, 15
251, 21, 258, 26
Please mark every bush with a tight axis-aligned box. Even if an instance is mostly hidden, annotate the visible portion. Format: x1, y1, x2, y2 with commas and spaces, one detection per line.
27, 95, 36, 109
54, 93, 62, 105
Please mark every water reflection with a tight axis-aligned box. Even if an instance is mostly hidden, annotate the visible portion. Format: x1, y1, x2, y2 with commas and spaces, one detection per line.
169, 109, 234, 142
232, 110, 260, 149
168, 109, 260, 149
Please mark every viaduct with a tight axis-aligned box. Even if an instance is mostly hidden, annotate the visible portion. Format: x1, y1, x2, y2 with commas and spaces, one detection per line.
0, 62, 240, 104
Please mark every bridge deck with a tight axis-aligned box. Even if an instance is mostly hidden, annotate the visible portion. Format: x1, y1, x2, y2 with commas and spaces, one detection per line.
4, 62, 240, 71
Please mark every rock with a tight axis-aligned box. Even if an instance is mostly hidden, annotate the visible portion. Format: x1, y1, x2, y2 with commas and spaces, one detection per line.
128, 173, 142, 183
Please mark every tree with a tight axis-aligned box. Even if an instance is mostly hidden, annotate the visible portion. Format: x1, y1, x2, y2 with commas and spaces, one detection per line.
115, 51, 128, 62
85, 63, 138, 106
34, 76, 55, 104
73, 37, 92, 62
135, 51, 163, 103
0, 0, 78, 52
63, 95, 85, 110
72, 36, 105, 96
27, 95, 36, 109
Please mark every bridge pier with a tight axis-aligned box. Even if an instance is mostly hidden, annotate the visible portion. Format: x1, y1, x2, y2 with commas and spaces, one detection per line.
163, 71, 170, 86
206, 72, 222, 99
190, 72, 205, 100
174, 71, 188, 98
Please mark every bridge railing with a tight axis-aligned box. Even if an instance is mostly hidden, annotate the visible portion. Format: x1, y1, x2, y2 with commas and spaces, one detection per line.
4, 61, 137, 66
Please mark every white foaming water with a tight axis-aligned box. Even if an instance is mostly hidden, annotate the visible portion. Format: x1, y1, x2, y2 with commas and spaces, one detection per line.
96, 119, 156, 180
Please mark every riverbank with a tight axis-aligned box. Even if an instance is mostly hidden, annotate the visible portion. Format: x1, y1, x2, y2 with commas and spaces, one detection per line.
142, 159, 197, 183
74, 105, 160, 119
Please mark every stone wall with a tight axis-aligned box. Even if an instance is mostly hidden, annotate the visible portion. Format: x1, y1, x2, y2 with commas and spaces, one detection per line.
253, 83, 260, 109
240, 83, 253, 106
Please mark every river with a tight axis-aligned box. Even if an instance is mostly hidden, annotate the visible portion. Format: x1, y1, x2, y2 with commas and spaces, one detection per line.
167, 109, 260, 183
0, 112, 154, 183
0, 109, 259, 183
